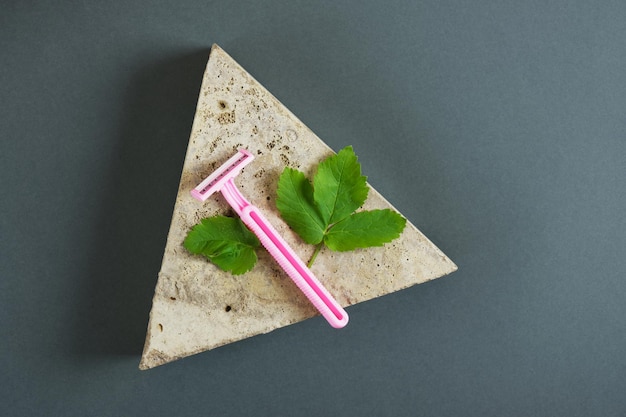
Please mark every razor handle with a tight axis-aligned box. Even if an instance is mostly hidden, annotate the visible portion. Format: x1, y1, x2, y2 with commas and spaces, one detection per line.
238, 204, 349, 328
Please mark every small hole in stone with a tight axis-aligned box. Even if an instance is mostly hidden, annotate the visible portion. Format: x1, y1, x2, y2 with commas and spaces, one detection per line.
266, 196, 271, 201
170, 297, 176, 301
158, 323, 163, 332
225, 305, 232, 312
218, 100, 227, 109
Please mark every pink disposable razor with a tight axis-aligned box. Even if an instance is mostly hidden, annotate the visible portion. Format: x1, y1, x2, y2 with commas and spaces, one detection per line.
191, 149, 349, 328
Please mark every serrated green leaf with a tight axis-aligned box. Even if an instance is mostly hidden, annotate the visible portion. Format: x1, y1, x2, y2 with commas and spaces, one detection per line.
324, 209, 407, 252
273, 146, 406, 267
276, 167, 326, 244
313, 146, 369, 225
183, 216, 260, 275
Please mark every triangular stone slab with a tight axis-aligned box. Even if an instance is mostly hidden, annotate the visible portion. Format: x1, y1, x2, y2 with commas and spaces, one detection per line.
139, 45, 457, 369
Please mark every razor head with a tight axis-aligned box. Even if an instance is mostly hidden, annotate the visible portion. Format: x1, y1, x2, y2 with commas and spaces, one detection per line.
191, 149, 254, 201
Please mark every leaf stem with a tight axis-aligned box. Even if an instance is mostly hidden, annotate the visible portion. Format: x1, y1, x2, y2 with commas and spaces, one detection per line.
308, 242, 324, 268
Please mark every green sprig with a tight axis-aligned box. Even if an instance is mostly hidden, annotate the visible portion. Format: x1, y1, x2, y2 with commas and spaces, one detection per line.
276, 146, 406, 266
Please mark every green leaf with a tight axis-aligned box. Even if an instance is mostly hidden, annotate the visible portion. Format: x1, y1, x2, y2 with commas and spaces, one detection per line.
273, 145, 406, 267
324, 209, 407, 252
276, 167, 326, 244
184, 216, 260, 275
313, 146, 369, 225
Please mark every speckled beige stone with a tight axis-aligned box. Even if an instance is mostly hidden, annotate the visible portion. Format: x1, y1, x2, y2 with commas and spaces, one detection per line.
139, 45, 457, 369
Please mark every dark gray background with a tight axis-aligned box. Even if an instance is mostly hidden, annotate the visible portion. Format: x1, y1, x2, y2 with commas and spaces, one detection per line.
2, 1, 625, 415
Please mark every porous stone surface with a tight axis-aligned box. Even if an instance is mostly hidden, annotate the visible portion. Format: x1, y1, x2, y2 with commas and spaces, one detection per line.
139, 45, 457, 369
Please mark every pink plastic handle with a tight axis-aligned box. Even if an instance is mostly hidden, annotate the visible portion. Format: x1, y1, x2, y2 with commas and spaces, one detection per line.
221, 179, 349, 328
